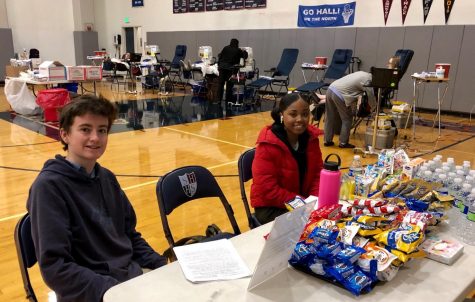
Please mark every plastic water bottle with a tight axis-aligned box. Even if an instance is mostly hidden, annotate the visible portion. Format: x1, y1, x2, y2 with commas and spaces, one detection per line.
348, 155, 363, 177
460, 183, 473, 214
463, 161, 471, 176
450, 178, 463, 207
423, 170, 433, 182
433, 156, 442, 168
459, 189, 475, 245
442, 166, 451, 175
446, 157, 456, 172
438, 174, 449, 195
466, 176, 474, 186
416, 166, 428, 179
318, 154, 341, 209
456, 170, 465, 178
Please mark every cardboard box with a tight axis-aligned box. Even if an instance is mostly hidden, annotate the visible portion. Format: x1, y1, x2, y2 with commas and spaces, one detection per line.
82, 66, 102, 80
401, 157, 426, 180
66, 66, 86, 81
420, 236, 464, 265
5, 65, 29, 77
39, 61, 66, 80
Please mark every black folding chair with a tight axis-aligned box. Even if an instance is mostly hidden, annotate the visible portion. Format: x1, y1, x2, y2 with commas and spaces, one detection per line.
246, 48, 299, 105
237, 148, 261, 230
156, 166, 241, 259
14, 213, 38, 302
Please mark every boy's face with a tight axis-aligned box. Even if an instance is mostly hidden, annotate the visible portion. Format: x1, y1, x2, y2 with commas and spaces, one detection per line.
60, 113, 109, 172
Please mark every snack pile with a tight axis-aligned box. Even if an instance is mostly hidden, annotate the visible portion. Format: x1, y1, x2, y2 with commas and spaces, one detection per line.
288, 149, 461, 296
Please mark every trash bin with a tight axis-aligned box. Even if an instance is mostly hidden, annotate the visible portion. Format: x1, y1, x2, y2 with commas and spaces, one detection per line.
36, 88, 70, 122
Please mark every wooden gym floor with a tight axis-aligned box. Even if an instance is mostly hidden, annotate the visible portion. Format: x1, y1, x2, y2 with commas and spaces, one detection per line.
0, 81, 474, 301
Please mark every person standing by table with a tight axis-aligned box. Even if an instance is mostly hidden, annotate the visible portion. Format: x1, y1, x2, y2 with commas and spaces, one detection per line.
217, 38, 248, 103
27, 95, 167, 302
251, 93, 324, 224
323, 71, 376, 148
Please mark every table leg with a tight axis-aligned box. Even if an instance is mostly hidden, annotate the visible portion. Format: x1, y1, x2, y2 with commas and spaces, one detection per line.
301, 69, 307, 83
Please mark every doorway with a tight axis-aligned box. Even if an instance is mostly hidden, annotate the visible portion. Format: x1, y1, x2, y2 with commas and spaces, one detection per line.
123, 26, 143, 56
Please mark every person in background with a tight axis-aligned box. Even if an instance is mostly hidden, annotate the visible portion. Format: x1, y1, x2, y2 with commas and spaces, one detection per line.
251, 93, 324, 224
323, 71, 376, 148
27, 95, 167, 302
217, 38, 248, 103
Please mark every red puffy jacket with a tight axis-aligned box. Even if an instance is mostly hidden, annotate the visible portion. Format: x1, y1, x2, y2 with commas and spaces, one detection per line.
250, 125, 323, 209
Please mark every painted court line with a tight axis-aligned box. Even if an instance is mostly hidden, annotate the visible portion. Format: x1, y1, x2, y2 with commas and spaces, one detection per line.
163, 126, 252, 149
0, 161, 239, 222
121, 160, 238, 191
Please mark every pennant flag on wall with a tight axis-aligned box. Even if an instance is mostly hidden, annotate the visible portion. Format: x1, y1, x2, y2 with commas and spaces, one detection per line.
444, 0, 455, 24
422, 0, 433, 24
401, 0, 412, 24
382, 0, 394, 25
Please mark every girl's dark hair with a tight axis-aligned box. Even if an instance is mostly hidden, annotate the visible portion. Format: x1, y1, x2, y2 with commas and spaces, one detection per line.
59, 95, 117, 150
270, 92, 309, 123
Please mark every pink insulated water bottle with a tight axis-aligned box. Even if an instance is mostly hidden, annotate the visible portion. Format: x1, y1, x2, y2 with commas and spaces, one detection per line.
318, 153, 342, 209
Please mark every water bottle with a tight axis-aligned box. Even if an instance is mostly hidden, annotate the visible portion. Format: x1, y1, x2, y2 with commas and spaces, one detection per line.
442, 166, 451, 175
348, 155, 363, 177
469, 170, 475, 178
460, 183, 473, 214
450, 178, 463, 207
460, 190, 475, 245
416, 166, 428, 179
446, 157, 455, 171
433, 155, 442, 167
456, 170, 465, 178
427, 160, 435, 171
466, 176, 474, 186
423, 170, 433, 182
463, 161, 471, 176
438, 174, 449, 195
318, 154, 341, 209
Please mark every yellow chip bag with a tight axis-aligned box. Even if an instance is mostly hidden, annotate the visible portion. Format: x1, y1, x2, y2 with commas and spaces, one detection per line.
373, 225, 424, 254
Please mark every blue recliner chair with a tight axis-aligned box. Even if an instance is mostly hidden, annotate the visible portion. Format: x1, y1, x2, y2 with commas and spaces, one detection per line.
246, 48, 299, 104
168, 45, 188, 90
296, 48, 353, 94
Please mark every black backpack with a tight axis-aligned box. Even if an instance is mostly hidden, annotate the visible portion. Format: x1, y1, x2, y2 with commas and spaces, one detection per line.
356, 91, 372, 118
162, 224, 222, 262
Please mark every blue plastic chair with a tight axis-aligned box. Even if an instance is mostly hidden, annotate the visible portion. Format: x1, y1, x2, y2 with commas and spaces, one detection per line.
247, 48, 299, 102
296, 49, 353, 93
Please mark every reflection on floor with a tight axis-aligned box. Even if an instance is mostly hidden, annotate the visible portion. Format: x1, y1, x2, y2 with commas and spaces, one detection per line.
0, 95, 276, 140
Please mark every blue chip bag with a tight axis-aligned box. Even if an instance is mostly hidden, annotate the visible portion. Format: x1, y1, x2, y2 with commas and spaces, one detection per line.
289, 241, 317, 266
308, 227, 339, 245
336, 245, 366, 265
343, 270, 374, 296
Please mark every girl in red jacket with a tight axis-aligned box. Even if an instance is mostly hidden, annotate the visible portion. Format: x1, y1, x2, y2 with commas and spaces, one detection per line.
250, 93, 324, 224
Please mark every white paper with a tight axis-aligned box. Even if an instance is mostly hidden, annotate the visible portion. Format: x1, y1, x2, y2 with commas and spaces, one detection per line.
247, 200, 316, 290
174, 239, 251, 283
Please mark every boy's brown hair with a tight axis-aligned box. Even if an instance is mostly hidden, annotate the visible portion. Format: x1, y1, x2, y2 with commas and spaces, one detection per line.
59, 95, 117, 151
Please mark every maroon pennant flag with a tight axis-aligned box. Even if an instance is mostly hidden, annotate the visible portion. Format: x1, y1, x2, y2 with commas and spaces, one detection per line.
382, 0, 394, 25
444, 0, 455, 24
401, 0, 412, 24
423, 0, 433, 24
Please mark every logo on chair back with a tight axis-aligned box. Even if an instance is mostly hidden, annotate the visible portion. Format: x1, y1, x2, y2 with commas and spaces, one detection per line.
178, 172, 197, 197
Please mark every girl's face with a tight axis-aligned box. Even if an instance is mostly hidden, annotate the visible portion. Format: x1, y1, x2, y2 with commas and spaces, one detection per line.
281, 98, 310, 139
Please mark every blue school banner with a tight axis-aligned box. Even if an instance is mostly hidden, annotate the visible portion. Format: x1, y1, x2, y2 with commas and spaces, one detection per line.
298, 2, 356, 27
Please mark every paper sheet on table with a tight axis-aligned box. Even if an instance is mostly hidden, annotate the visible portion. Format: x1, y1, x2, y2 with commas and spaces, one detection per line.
174, 239, 251, 283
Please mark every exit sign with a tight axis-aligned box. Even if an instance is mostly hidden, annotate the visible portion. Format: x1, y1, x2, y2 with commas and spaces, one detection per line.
132, 0, 144, 7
